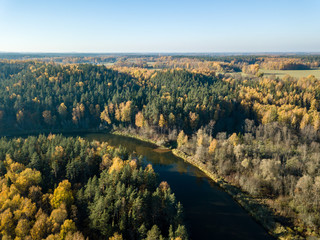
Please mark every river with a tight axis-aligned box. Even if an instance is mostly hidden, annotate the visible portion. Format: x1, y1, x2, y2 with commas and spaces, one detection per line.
77, 132, 274, 240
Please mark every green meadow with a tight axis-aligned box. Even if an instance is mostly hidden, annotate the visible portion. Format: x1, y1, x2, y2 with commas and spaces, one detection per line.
262, 68, 320, 79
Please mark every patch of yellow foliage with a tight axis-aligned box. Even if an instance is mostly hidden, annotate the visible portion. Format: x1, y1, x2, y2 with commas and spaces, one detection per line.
108, 157, 125, 173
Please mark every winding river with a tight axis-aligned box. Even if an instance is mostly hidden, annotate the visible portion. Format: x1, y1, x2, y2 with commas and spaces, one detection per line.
78, 132, 273, 240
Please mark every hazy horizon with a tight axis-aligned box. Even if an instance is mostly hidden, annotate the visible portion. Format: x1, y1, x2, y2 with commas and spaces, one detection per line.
1, 51, 320, 55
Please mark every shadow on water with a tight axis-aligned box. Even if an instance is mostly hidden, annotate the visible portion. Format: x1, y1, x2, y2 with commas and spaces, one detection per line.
82, 133, 274, 240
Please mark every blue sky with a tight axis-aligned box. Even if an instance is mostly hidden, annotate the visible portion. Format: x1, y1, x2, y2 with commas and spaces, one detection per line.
0, 0, 319, 52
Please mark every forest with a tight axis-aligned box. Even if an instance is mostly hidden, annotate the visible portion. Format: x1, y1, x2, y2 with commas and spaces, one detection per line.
0, 135, 187, 239
0, 54, 320, 239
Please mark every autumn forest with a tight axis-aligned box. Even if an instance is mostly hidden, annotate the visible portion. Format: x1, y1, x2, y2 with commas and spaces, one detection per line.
0, 54, 320, 239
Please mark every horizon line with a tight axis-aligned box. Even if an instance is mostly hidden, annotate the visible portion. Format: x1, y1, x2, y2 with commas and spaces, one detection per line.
1, 51, 320, 55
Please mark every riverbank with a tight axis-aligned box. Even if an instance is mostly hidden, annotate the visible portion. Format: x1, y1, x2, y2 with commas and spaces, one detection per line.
172, 149, 303, 240
111, 130, 302, 240
112, 130, 161, 146
0, 128, 104, 138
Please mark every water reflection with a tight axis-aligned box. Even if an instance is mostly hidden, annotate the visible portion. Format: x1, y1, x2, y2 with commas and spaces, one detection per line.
81, 133, 274, 240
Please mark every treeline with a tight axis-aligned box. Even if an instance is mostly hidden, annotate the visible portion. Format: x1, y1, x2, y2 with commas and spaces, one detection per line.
112, 55, 320, 72
0, 135, 187, 239
259, 58, 313, 70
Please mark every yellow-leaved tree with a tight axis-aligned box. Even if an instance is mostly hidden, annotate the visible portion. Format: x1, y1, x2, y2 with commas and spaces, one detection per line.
158, 114, 166, 128
51, 180, 74, 209
100, 106, 112, 124
177, 130, 188, 148
135, 111, 145, 128
60, 219, 77, 240
228, 133, 240, 146
58, 103, 68, 118
208, 139, 218, 154
109, 232, 123, 240
108, 157, 125, 173
15, 168, 42, 193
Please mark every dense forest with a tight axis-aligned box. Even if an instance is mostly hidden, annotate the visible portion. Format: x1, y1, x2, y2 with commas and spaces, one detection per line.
0, 135, 187, 239
0, 56, 320, 239
0, 60, 244, 134
0, 59, 319, 135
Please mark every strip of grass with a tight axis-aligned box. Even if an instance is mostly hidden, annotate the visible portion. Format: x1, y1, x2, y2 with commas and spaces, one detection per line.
261, 68, 320, 79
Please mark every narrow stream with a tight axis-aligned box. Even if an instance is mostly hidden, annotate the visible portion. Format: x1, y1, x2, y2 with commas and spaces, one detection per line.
80, 133, 274, 240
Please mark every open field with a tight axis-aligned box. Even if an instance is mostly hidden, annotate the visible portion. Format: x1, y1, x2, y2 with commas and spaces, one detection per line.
261, 68, 320, 79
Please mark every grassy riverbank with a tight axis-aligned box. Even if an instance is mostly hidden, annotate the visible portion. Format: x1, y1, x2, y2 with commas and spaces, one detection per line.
112, 129, 302, 240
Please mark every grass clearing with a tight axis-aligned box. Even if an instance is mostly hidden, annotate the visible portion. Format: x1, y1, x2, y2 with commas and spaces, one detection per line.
261, 68, 320, 79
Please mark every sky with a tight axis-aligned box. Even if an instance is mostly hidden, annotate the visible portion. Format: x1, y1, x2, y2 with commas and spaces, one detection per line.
0, 0, 319, 53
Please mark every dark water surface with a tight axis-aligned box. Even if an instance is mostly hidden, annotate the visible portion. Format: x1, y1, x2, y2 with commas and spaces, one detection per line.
80, 133, 273, 240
